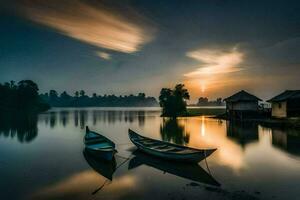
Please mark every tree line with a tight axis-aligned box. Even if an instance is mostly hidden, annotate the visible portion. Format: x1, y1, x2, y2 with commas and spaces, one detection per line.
196, 97, 225, 106
0, 80, 50, 112
40, 90, 159, 107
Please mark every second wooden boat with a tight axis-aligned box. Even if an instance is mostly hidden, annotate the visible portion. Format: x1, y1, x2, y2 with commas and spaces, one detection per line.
84, 126, 117, 161
128, 129, 216, 163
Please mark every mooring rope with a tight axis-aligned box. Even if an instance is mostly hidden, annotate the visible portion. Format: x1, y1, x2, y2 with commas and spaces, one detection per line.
91, 153, 133, 196
91, 179, 110, 196
204, 150, 212, 175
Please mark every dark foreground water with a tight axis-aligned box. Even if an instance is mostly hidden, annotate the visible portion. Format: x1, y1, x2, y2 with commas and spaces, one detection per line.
0, 107, 299, 200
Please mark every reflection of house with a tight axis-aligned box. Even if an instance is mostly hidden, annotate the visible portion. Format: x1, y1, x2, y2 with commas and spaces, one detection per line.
271, 128, 300, 156
267, 90, 300, 118
224, 90, 262, 119
226, 121, 259, 146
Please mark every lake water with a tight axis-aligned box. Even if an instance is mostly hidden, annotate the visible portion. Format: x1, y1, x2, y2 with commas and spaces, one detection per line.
0, 107, 299, 200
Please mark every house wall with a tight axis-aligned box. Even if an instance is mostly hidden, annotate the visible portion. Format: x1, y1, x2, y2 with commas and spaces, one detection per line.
271, 101, 287, 118
231, 101, 258, 111
287, 99, 300, 117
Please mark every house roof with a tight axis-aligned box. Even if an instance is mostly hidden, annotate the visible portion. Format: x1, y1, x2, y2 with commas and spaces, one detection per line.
224, 90, 262, 102
267, 90, 300, 102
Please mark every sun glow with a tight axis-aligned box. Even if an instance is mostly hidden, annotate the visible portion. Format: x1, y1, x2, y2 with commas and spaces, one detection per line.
200, 81, 206, 93
184, 47, 244, 97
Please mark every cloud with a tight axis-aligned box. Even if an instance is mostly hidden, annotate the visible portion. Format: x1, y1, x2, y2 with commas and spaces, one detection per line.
96, 51, 111, 60
184, 47, 244, 77
18, 0, 154, 53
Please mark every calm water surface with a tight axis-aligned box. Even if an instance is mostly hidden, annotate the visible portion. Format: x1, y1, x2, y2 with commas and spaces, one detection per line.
0, 107, 299, 200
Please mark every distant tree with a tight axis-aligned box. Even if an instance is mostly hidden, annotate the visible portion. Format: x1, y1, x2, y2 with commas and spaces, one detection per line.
10, 80, 16, 89
79, 90, 85, 97
18, 80, 39, 94
60, 91, 69, 98
36, 88, 158, 108
138, 93, 146, 98
197, 97, 209, 106
74, 91, 79, 98
0, 80, 49, 112
17, 80, 39, 108
159, 84, 190, 117
4, 82, 10, 88
216, 98, 222, 105
49, 90, 58, 99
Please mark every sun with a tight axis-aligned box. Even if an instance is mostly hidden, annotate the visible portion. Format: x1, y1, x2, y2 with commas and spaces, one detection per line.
200, 81, 206, 93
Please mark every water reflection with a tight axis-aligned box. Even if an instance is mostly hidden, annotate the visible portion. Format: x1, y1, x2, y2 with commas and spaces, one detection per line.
1, 108, 300, 161
271, 127, 300, 156
40, 109, 149, 129
160, 118, 190, 145
0, 112, 38, 143
83, 149, 117, 181
59, 110, 69, 127
50, 111, 57, 128
129, 150, 220, 187
226, 121, 259, 147
1, 108, 300, 200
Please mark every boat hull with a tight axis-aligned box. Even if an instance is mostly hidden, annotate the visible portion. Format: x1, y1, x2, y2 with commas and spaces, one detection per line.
85, 147, 116, 161
132, 139, 215, 162
84, 127, 116, 161
129, 129, 216, 163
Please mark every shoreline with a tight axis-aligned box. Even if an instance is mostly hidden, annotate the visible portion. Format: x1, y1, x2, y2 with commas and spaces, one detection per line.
211, 113, 300, 130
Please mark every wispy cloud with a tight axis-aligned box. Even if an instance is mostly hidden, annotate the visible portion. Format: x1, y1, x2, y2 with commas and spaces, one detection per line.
96, 51, 111, 60
184, 47, 244, 77
19, 0, 154, 53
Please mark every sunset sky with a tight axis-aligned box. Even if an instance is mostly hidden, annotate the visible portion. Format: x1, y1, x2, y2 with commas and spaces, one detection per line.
1, 0, 299, 102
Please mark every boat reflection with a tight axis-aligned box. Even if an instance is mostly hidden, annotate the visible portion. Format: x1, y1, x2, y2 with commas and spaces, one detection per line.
83, 149, 116, 181
128, 150, 220, 187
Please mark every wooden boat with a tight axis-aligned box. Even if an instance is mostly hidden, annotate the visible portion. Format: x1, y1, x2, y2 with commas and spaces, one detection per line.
128, 129, 216, 163
129, 150, 220, 186
84, 126, 117, 161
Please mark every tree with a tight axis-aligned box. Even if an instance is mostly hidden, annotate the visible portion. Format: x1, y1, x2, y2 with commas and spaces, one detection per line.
0, 80, 49, 112
17, 80, 39, 108
159, 84, 190, 117
197, 97, 209, 106
79, 90, 85, 97
74, 91, 79, 98
60, 91, 70, 98
216, 98, 222, 105
49, 90, 58, 99
138, 93, 146, 99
